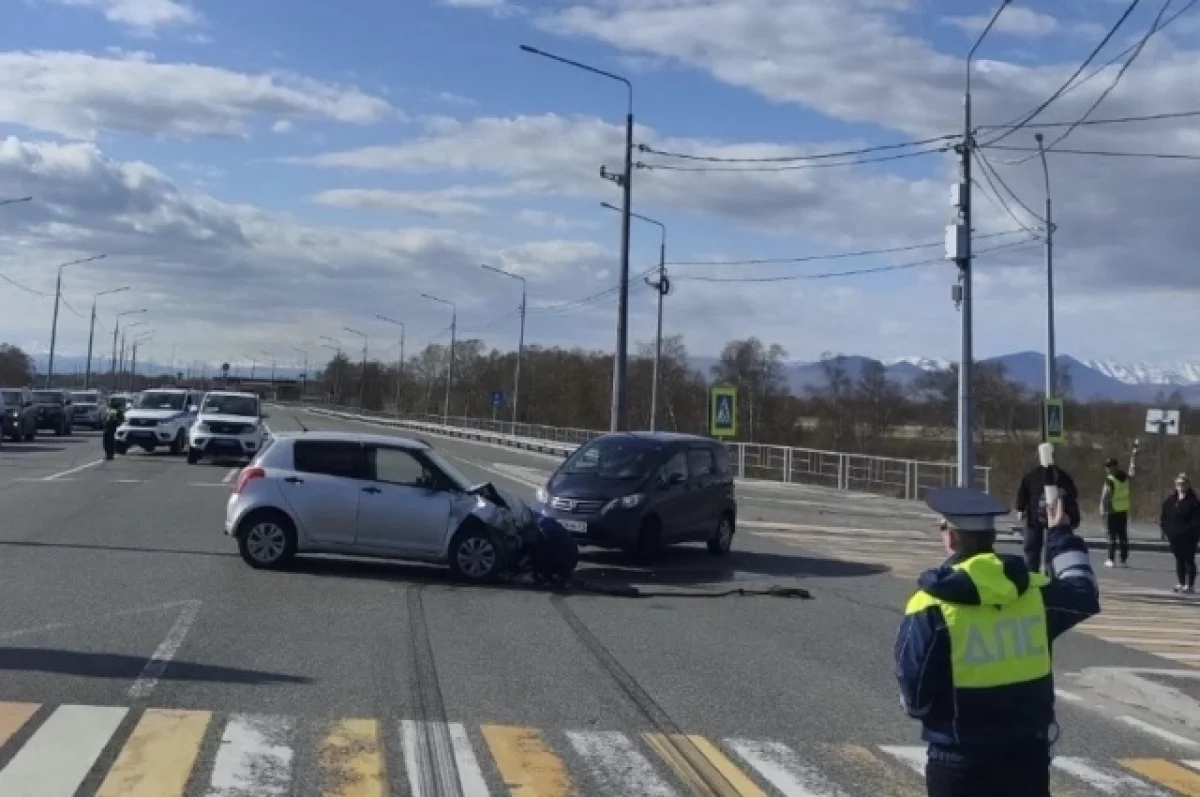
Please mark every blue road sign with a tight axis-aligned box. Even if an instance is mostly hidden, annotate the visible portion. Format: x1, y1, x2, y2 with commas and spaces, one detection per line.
490, 390, 504, 409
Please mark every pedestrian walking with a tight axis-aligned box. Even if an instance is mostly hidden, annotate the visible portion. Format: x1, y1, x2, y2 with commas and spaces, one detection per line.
1015, 442, 1081, 574
1099, 454, 1136, 568
101, 397, 124, 460
895, 487, 1100, 797
1159, 473, 1199, 594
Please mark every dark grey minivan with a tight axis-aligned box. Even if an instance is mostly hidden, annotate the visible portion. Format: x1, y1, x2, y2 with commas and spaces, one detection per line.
536, 432, 737, 555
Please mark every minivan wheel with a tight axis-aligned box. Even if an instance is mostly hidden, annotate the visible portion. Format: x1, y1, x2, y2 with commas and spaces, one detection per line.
707, 513, 735, 556
237, 511, 296, 570
448, 523, 502, 583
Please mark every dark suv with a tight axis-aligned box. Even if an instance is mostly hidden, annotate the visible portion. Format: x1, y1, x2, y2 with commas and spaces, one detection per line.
537, 432, 737, 556
31, 390, 74, 436
1, 388, 37, 441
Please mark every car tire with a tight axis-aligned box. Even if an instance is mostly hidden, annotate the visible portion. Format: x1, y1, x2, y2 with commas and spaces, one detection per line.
447, 521, 504, 583
23, 427, 34, 442
186, 448, 200, 464
707, 512, 735, 556
170, 431, 185, 456
237, 510, 297, 570
633, 515, 663, 559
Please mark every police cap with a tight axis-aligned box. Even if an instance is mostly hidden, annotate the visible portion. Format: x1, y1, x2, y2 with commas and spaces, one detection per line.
926, 487, 1009, 533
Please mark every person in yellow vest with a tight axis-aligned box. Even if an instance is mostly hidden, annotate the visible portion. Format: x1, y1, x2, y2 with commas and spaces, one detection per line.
1100, 455, 1135, 567
894, 487, 1100, 797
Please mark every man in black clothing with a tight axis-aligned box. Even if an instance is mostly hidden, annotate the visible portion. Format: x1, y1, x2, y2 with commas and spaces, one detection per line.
1015, 443, 1081, 574
101, 398, 125, 460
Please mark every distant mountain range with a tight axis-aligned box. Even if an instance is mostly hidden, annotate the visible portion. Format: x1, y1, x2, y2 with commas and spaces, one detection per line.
692, 352, 1200, 403
26, 354, 307, 381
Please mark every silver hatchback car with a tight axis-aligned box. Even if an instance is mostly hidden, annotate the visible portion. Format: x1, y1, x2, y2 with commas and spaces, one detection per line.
224, 431, 531, 581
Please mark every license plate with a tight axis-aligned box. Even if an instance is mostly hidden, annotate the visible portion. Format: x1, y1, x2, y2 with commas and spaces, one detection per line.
560, 519, 587, 533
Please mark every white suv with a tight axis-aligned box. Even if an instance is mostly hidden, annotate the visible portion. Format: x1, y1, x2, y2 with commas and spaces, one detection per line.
188, 391, 269, 464
115, 388, 201, 455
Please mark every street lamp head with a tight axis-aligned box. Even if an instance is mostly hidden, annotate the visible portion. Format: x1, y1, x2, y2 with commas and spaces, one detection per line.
519, 44, 541, 55
600, 201, 620, 213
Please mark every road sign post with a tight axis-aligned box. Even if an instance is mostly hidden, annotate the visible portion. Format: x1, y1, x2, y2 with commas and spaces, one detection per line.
1043, 398, 1064, 444
1145, 408, 1181, 506
490, 390, 504, 423
708, 385, 737, 438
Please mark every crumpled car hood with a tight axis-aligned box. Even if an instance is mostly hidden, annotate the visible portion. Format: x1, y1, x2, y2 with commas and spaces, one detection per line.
452, 486, 538, 555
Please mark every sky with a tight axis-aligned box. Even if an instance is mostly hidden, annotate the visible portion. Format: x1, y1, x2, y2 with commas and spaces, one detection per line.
1, 0, 1198, 374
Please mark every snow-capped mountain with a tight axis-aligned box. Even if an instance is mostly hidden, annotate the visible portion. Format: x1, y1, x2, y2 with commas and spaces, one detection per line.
882, 356, 952, 371
1085, 360, 1200, 386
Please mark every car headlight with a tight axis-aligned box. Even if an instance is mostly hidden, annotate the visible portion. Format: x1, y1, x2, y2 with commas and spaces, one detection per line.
535, 487, 548, 503
603, 494, 643, 513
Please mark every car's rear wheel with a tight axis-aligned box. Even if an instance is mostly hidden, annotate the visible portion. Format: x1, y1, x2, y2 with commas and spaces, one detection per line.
237, 511, 296, 570
707, 512, 735, 556
448, 522, 503, 583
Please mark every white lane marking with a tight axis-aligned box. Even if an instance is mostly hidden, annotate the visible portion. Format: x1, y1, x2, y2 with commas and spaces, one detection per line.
1055, 689, 1086, 704
567, 730, 679, 797
1154, 653, 1200, 662
128, 599, 202, 699
1185, 760, 1200, 772
0, 704, 128, 796
42, 459, 105, 481
449, 723, 491, 796
1118, 715, 1200, 748
1100, 637, 1200, 647
878, 745, 926, 777
402, 720, 481, 796
726, 738, 850, 796
1053, 757, 1171, 795
113, 479, 143, 484
189, 482, 233, 488
0, 599, 199, 641
14, 477, 77, 483
205, 714, 294, 797
222, 468, 239, 483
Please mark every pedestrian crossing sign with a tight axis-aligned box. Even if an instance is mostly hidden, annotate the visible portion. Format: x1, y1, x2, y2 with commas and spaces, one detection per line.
1044, 398, 1065, 444
709, 385, 737, 438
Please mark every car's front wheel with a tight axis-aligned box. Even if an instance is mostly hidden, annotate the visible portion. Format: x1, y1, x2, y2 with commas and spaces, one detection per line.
237, 511, 297, 570
448, 522, 503, 583
707, 512, 735, 556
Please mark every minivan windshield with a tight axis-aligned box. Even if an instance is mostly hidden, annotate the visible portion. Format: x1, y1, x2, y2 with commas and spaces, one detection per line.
71, 391, 100, 403
32, 391, 63, 404
135, 391, 187, 411
563, 437, 663, 479
202, 394, 259, 416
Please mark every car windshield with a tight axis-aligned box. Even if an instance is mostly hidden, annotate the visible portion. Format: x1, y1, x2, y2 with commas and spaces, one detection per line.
426, 450, 472, 491
71, 392, 99, 403
563, 437, 662, 479
202, 394, 259, 416
135, 391, 186, 410
32, 391, 63, 405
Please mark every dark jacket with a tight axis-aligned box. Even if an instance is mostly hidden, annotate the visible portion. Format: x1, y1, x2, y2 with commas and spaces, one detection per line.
1160, 489, 1200, 540
1015, 466, 1081, 530
894, 523, 1100, 760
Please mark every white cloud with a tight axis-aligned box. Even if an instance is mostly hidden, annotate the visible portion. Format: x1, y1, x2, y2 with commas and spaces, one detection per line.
515, 209, 596, 230
271, 119, 294, 134
437, 0, 524, 17
946, 6, 1059, 38
0, 51, 394, 139
311, 188, 492, 219
38, 0, 202, 33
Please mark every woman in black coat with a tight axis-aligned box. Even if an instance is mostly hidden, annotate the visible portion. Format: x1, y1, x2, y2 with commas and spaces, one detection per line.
1160, 473, 1200, 594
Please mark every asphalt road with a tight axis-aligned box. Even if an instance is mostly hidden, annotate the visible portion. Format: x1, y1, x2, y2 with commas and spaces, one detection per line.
0, 409, 1198, 796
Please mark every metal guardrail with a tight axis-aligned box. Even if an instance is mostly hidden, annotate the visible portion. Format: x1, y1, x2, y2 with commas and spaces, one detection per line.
290, 403, 990, 501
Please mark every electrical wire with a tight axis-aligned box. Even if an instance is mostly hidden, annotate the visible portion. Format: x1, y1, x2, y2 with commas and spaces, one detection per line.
637, 134, 958, 164
531, 267, 657, 314
59, 296, 85, 319
673, 238, 1038, 284
664, 230, 1026, 267
982, 0, 1143, 147
0, 272, 50, 297
982, 145, 1200, 160
637, 146, 950, 173
975, 108, 1200, 131
972, 149, 1047, 231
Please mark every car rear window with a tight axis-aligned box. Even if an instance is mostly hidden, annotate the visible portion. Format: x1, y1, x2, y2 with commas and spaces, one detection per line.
293, 441, 365, 479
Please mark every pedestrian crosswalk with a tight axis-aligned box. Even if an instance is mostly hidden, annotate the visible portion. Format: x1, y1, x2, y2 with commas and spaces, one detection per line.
752, 525, 1200, 670
2, 701, 1200, 796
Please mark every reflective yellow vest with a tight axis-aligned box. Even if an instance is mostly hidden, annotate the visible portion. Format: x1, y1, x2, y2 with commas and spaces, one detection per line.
906, 555, 1052, 690
1107, 474, 1131, 513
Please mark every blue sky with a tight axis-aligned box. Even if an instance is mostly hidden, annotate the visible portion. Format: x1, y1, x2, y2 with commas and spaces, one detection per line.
1, 0, 1198, 371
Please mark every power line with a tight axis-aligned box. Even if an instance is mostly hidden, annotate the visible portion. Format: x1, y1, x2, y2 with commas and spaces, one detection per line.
972, 149, 1046, 230
665, 230, 1026, 267
531, 267, 657, 314
982, 0, 1143, 147
975, 108, 1200, 130
0, 273, 50, 298
59, 296, 84, 319
674, 238, 1039, 284
638, 146, 950, 172
982, 144, 1200, 160
637, 134, 958, 164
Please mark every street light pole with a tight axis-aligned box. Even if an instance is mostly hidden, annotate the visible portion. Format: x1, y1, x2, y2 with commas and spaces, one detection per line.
293, 347, 309, 397
130, 332, 154, 389
480, 264, 527, 430
111, 310, 145, 390
521, 44, 633, 432
374, 315, 406, 415
262, 350, 277, 384
45, 253, 107, 388
119, 320, 146, 390
343, 327, 368, 407
85, 286, 129, 389
320, 335, 343, 402
421, 294, 456, 426
1034, 133, 1057, 406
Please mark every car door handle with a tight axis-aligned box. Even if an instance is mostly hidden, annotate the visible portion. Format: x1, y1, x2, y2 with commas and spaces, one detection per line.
284, 476, 303, 484
362, 486, 381, 494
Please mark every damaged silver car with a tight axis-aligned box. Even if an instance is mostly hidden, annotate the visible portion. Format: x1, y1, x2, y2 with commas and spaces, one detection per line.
224, 431, 538, 581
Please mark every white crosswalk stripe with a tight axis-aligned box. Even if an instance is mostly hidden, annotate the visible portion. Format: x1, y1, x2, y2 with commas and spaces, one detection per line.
205, 714, 294, 797
0, 704, 127, 797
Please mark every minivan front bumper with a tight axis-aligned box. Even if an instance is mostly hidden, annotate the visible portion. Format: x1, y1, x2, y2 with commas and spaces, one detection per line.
539, 501, 644, 548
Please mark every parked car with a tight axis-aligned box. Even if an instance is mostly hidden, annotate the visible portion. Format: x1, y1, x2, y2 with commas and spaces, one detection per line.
70, 390, 106, 430
224, 432, 534, 581
115, 388, 201, 455
536, 432, 737, 556
1, 387, 37, 442
188, 390, 270, 464
31, 390, 74, 436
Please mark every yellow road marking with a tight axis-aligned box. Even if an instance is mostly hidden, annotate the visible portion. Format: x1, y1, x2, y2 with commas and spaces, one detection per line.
0, 702, 39, 748
831, 744, 924, 797
1121, 758, 1200, 795
482, 724, 576, 796
319, 719, 386, 797
643, 733, 766, 796
95, 709, 210, 797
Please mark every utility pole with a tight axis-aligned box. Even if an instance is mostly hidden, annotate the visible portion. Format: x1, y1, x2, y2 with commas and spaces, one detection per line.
293, 347, 309, 398
374, 316, 406, 415
85, 286, 128, 389
479, 265, 526, 430
1035, 132, 1056, 405
343, 328, 367, 407
45, 254, 107, 388
421, 294, 456, 426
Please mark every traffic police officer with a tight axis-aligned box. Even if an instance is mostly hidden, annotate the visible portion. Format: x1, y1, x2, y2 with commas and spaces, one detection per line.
894, 487, 1100, 797
102, 397, 125, 460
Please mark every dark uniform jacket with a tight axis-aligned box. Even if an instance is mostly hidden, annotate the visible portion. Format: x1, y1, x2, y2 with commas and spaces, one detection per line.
1015, 466, 1081, 530
894, 523, 1100, 760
